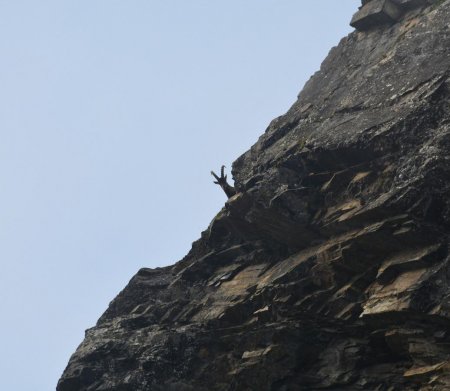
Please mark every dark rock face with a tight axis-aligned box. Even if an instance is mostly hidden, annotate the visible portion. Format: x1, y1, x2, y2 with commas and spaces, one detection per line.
58, 2, 450, 390
351, 0, 435, 31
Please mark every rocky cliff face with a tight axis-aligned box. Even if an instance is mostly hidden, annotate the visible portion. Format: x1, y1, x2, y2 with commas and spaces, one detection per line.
58, 2, 450, 390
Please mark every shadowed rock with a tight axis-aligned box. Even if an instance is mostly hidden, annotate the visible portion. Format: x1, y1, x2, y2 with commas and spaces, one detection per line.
351, 0, 436, 30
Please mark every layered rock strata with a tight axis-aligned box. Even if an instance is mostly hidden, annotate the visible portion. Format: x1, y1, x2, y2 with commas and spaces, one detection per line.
58, 2, 450, 390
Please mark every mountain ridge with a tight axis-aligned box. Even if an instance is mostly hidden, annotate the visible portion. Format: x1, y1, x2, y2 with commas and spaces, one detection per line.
58, 2, 450, 390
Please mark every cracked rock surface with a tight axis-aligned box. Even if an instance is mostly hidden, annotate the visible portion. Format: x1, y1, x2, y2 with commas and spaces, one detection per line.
58, 2, 450, 390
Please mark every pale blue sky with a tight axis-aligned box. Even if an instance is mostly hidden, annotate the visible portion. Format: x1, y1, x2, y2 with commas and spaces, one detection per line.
0, 1, 359, 389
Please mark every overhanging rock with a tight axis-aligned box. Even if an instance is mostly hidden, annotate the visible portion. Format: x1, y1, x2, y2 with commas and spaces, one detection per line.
351, 0, 435, 30
350, 0, 402, 30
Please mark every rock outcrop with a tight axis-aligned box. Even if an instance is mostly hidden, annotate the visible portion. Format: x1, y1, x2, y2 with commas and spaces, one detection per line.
350, 0, 435, 31
58, 1, 450, 390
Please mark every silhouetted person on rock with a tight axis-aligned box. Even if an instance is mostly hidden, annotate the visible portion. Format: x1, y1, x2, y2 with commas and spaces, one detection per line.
211, 165, 237, 198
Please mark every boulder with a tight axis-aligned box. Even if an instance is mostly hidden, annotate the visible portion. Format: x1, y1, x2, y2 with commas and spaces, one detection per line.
350, 0, 402, 30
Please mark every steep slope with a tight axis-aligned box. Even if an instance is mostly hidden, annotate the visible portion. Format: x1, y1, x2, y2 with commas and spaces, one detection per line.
58, 2, 450, 390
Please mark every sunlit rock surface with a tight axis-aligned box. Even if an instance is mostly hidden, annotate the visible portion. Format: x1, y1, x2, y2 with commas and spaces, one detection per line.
58, 2, 450, 390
